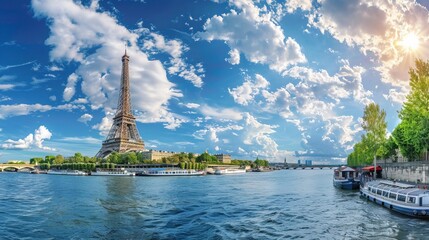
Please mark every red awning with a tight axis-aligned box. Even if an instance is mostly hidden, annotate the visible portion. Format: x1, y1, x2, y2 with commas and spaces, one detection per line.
362, 166, 382, 171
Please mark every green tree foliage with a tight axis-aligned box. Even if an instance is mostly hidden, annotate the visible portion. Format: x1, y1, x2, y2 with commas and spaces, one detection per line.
30, 157, 43, 164
195, 152, 218, 163
394, 59, 429, 160
347, 103, 387, 166
53, 155, 64, 164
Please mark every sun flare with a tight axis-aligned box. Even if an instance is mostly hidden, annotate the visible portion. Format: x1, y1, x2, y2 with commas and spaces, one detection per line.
400, 32, 420, 52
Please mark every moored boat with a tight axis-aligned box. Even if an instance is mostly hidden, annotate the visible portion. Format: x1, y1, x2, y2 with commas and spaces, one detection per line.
90, 168, 135, 176
47, 169, 88, 176
137, 168, 205, 176
333, 166, 360, 190
214, 168, 246, 175
360, 180, 429, 218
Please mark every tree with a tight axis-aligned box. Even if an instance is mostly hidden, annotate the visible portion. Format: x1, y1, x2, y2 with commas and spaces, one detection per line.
395, 59, 429, 160
347, 103, 387, 166
53, 155, 65, 165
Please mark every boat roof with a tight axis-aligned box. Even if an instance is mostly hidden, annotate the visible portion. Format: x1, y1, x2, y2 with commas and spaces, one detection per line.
368, 180, 429, 196
336, 166, 356, 172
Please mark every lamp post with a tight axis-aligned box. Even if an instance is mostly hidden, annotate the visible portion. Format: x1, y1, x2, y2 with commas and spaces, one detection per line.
374, 155, 376, 180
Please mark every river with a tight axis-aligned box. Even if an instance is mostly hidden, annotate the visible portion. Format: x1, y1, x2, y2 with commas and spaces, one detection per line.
0, 169, 427, 239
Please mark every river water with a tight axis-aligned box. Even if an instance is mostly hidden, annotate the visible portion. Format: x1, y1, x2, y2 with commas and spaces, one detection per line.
0, 169, 428, 239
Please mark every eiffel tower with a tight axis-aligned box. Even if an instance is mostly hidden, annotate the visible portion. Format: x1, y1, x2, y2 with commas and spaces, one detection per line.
96, 51, 145, 158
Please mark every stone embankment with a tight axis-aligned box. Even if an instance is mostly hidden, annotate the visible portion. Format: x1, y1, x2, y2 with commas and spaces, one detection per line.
380, 161, 429, 184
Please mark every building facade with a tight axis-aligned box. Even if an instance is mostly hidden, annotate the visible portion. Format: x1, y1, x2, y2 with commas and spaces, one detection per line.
214, 154, 232, 164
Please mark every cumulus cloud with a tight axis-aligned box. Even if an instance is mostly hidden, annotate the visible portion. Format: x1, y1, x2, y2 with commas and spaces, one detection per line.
192, 112, 279, 159
309, 0, 429, 86
143, 33, 205, 87
32, 0, 187, 131
2, 125, 55, 151
285, 0, 313, 13
78, 113, 93, 124
227, 60, 371, 157
196, 0, 306, 72
63, 73, 79, 101
229, 74, 269, 106
226, 49, 240, 65
92, 116, 113, 137
383, 88, 408, 105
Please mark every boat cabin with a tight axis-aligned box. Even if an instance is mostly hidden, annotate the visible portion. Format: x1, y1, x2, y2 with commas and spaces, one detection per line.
334, 166, 358, 179
367, 181, 429, 207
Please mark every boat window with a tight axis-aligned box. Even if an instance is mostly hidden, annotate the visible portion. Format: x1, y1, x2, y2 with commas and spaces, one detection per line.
376, 189, 382, 195
368, 187, 372, 191
382, 191, 389, 197
397, 195, 406, 202
372, 188, 376, 194
389, 193, 397, 199
407, 196, 416, 204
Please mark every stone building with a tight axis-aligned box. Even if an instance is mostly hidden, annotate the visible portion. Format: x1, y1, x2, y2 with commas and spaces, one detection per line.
214, 154, 231, 164
141, 150, 176, 161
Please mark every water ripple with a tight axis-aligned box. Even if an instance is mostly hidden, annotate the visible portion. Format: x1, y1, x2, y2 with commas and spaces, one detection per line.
0, 170, 427, 239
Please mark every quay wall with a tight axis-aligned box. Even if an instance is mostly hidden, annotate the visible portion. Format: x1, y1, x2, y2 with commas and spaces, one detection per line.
379, 161, 429, 184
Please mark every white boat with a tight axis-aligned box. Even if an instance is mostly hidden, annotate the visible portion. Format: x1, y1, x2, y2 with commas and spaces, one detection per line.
47, 169, 88, 176
138, 168, 205, 176
360, 180, 429, 218
214, 168, 246, 175
90, 168, 135, 176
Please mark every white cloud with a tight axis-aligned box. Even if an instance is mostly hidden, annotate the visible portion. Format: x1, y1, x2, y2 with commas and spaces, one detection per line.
0, 61, 35, 71
383, 88, 408, 104
226, 48, 240, 65
47, 64, 63, 71
200, 105, 243, 121
309, 0, 429, 86
242, 113, 278, 157
32, 0, 186, 131
0, 104, 52, 119
229, 74, 270, 105
143, 33, 205, 87
92, 116, 112, 137
2, 125, 55, 151
78, 113, 93, 124
285, 0, 313, 13
0, 84, 15, 91
196, 0, 306, 72
181, 103, 200, 109
63, 73, 79, 101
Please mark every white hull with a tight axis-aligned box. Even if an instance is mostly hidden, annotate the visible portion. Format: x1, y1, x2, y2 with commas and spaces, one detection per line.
214, 169, 246, 175
47, 170, 88, 176
91, 169, 135, 176
139, 169, 205, 176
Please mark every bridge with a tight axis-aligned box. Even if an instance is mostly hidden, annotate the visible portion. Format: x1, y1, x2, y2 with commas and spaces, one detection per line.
0, 163, 36, 172
270, 163, 342, 170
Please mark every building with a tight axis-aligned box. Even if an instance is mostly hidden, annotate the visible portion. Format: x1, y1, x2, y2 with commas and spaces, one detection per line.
141, 150, 176, 161
96, 51, 145, 158
214, 154, 231, 164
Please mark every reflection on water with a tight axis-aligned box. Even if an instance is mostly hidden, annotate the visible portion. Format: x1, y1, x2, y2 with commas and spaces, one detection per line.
1, 170, 429, 239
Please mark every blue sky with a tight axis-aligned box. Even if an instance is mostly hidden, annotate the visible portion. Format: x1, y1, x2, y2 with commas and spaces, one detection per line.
1, 0, 428, 163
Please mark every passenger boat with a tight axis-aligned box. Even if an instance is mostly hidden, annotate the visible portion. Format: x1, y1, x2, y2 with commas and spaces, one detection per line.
47, 169, 88, 176
333, 166, 360, 190
360, 180, 429, 218
90, 168, 135, 176
137, 168, 205, 176
214, 168, 246, 175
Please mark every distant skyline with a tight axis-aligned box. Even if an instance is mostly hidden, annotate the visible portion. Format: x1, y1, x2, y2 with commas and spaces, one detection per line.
1, 0, 429, 163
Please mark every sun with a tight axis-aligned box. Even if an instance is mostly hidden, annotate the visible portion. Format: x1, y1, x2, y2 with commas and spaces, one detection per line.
400, 32, 420, 52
